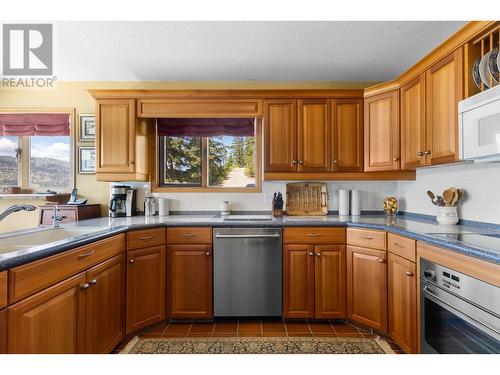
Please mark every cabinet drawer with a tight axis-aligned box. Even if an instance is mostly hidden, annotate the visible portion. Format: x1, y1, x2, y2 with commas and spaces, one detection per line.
347, 228, 387, 250
0, 271, 6, 309
127, 228, 166, 250
40, 208, 77, 225
388, 233, 416, 261
167, 227, 212, 244
8, 234, 125, 304
283, 227, 345, 244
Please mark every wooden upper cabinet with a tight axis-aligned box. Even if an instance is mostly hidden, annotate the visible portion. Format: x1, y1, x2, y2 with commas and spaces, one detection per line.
96, 99, 136, 174
331, 99, 363, 172
283, 244, 315, 318
297, 99, 331, 172
425, 49, 463, 165
85, 255, 125, 354
347, 245, 388, 332
388, 253, 417, 353
8, 272, 86, 354
264, 99, 297, 173
364, 90, 400, 171
400, 74, 426, 170
167, 244, 213, 319
126, 246, 166, 334
314, 245, 346, 319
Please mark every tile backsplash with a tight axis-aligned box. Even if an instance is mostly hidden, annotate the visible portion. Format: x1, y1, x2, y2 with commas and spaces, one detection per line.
397, 162, 500, 224
139, 181, 398, 213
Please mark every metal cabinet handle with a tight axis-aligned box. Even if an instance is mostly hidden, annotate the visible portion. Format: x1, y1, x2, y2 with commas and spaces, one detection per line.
417, 151, 424, 156
392, 242, 403, 247
378, 258, 385, 263
139, 236, 153, 240
81, 283, 90, 289
332, 160, 338, 164
307, 233, 321, 237
405, 271, 413, 277
308, 252, 314, 256
182, 233, 198, 237
393, 156, 400, 161
315, 253, 321, 257
298, 160, 304, 164
129, 259, 134, 264
78, 250, 95, 259
292, 160, 298, 165
206, 252, 211, 256
90, 279, 97, 285
424, 150, 431, 155
360, 236, 373, 240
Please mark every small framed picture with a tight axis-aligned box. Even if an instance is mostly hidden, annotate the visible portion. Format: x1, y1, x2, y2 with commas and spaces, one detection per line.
78, 146, 96, 174
79, 114, 96, 141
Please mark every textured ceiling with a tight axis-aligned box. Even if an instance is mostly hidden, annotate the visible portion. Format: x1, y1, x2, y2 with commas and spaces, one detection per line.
52, 21, 466, 81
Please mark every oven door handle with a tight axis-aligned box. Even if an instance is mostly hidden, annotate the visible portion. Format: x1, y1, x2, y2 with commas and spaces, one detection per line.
423, 286, 500, 336
215, 234, 281, 239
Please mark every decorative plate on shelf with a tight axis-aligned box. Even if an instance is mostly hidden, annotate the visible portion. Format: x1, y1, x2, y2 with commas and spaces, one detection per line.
472, 57, 482, 89
479, 52, 492, 88
487, 48, 499, 85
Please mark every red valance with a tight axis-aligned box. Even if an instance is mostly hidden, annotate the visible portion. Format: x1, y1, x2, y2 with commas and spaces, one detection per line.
0, 113, 70, 136
157, 118, 255, 137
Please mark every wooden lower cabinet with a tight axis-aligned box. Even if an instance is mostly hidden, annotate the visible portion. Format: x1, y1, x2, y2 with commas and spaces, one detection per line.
347, 245, 387, 332
283, 244, 346, 319
388, 253, 417, 353
167, 244, 213, 319
8, 272, 87, 354
0, 309, 7, 354
85, 254, 125, 354
126, 246, 166, 334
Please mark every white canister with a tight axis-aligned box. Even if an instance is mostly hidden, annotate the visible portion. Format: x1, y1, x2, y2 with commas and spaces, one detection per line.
436, 206, 459, 225
339, 190, 349, 216
350, 190, 361, 216
221, 201, 231, 216
158, 198, 170, 216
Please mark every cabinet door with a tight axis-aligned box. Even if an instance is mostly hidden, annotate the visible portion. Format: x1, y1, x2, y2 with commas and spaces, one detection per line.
331, 99, 363, 172
96, 99, 136, 174
364, 90, 400, 171
314, 245, 346, 319
167, 244, 212, 319
264, 99, 298, 172
8, 272, 86, 354
283, 244, 315, 318
347, 245, 387, 332
401, 74, 426, 169
388, 253, 417, 353
126, 246, 166, 334
0, 309, 6, 354
85, 254, 125, 354
297, 99, 331, 172
426, 49, 463, 165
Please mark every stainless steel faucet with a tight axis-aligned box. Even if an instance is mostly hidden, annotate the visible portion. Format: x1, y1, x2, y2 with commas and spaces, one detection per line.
0, 204, 37, 222
52, 205, 64, 228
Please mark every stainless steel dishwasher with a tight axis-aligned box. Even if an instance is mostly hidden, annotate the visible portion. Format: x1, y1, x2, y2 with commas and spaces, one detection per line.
213, 227, 282, 317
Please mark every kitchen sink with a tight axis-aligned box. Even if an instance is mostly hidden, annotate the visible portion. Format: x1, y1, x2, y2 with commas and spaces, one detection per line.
0, 227, 109, 255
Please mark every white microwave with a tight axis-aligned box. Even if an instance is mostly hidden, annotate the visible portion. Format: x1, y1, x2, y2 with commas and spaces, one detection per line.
459, 85, 500, 162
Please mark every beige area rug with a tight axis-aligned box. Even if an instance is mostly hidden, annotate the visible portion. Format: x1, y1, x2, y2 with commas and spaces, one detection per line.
121, 336, 395, 354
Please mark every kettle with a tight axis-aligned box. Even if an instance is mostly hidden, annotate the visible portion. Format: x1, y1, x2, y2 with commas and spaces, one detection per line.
144, 197, 157, 217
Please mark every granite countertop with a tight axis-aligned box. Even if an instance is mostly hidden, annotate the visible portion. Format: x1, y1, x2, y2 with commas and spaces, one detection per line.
1, 214, 500, 271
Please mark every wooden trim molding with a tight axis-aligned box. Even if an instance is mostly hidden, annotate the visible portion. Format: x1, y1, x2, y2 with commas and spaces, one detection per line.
89, 89, 364, 100
364, 21, 498, 98
264, 170, 415, 181
0, 271, 7, 309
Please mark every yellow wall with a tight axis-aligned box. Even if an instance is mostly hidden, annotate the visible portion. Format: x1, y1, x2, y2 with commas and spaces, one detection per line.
0, 80, 377, 233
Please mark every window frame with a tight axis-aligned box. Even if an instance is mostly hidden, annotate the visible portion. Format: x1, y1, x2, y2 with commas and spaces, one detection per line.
152, 118, 262, 193
0, 108, 75, 193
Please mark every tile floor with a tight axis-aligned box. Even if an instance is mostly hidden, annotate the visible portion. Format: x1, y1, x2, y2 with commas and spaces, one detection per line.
131, 319, 404, 353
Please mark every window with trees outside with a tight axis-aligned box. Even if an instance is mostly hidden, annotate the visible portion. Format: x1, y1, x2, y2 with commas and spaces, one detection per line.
157, 118, 261, 192
0, 112, 73, 192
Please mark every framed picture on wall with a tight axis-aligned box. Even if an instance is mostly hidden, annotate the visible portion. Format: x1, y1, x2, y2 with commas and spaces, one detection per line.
78, 146, 96, 174
79, 114, 95, 141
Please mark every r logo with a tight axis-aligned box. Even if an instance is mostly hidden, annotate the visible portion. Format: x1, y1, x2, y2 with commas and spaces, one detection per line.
2, 24, 53, 75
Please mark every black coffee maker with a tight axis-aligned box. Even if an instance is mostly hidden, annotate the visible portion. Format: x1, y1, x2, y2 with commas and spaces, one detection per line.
109, 185, 138, 217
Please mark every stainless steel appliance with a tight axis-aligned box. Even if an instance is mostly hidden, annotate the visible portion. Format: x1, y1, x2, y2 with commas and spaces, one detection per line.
213, 227, 282, 317
144, 196, 157, 216
420, 258, 500, 353
109, 185, 137, 217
